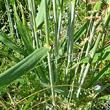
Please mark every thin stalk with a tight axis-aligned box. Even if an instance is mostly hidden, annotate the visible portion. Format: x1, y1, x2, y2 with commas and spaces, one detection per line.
56, 0, 64, 50
53, 0, 58, 82
7, 91, 15, 109
65, 0, 77, 83
68, 0, 76, 63
28, 0, 39, 49
53, 0, 63, 82
68, 54, 81, 103
53, 0, 58, 54
40, 29, 44, 47
77, 8, 110, 97
56, 4, 63, 83
57, 8, 62, 45
44, 0, 55, 106
5, 0, 14, 37
14, 22, 19, 39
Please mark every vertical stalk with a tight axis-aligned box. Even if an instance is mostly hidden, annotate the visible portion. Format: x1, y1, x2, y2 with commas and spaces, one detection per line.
53, 0, 58, 82
56, 2, 63, 83
53, 0, 63, 82
5, 0, 14, 37
28, 0, 39, 49
44, 0, 55, 106
65, 0, 77, 83
53, 0, 58, 54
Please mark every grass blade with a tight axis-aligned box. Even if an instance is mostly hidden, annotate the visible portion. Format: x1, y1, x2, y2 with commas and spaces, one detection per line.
74, 22, 87, 42
4, 0, 14, 37
12, 0, 34, 54
27, 0, 39, 49
86, 63, 110, 88
65, 0, 77, 83
0, 33, 27, 56
0, 47, 49, 89
36, 0, 50, 29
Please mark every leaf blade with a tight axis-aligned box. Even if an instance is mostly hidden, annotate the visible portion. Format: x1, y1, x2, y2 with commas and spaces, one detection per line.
0, 47, 49, 89
0, 33, 27, 56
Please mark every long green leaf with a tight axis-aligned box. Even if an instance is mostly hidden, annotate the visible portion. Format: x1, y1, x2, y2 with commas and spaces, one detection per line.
0, 33, 27, 56
4, 0, 14, 37
15, 17, 34, 54
0, 47, 49, 89
86, 63, 110, 88
35, 0, 50, 29
12, 0, 34, 54
74, 22, 87, 42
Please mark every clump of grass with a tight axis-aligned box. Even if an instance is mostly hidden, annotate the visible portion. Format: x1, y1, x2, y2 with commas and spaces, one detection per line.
0, 0, 110, 109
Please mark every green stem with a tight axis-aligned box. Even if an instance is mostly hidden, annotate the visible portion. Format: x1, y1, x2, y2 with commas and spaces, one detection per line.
44, 0, 55, 106
65, 0, 77, 83
53, 0, 58, 82
28, 0, 39, 49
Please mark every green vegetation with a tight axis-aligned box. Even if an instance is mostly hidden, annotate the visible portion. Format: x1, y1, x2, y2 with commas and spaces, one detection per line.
0, 0, 110, 109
